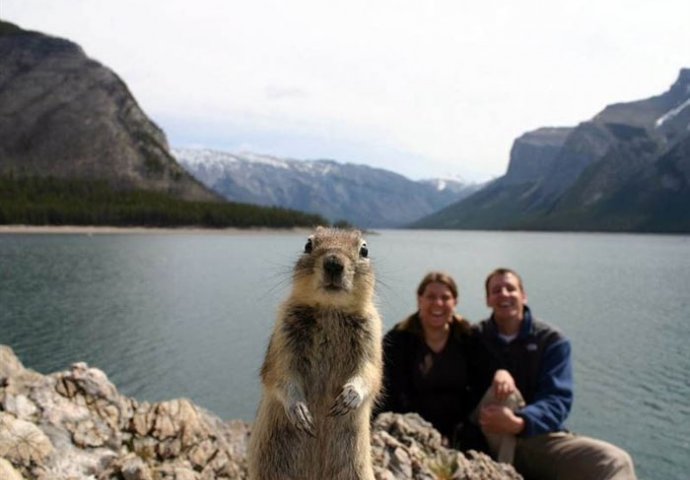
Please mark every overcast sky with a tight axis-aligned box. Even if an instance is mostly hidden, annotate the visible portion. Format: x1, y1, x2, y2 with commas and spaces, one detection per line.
4, 0, 689, 182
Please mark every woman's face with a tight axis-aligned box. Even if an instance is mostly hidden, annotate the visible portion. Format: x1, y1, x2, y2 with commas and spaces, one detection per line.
417, 281, 457, 331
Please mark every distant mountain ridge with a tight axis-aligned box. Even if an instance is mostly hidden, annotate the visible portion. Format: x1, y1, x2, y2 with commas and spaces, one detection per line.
0, 20, 217, 202
0, 20, 326, 228
413, 68, 690, 233
5, 19, 685, 232
174, 148, 481, 228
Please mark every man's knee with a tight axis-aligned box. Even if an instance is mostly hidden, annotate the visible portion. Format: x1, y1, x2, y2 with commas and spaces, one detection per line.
515, 433, 637, 480
571, 437, 637, 480
606, 446, 636, 479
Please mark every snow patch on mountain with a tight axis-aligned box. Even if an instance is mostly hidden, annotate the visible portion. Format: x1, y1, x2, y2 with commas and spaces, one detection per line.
655, 98, 690, 128
172, 148, 478, 228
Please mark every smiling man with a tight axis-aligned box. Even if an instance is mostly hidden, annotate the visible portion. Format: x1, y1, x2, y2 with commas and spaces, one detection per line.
471, 268, 637, 480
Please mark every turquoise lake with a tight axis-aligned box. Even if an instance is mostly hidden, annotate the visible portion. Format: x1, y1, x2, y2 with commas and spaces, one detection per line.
1, 229, 688, 479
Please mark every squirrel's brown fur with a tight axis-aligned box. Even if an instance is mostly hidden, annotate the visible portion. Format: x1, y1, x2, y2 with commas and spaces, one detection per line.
248, 227, 383, 480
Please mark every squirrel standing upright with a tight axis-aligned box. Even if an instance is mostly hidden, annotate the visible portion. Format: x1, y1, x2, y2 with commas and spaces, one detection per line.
248, 227, 383, 480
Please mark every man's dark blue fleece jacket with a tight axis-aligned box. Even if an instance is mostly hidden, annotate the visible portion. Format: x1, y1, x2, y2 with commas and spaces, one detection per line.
471, 306, 574, 437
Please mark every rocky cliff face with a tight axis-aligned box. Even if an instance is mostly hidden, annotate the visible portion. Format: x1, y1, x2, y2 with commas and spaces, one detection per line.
414, 68, 690, 232
175, 148, 481, 228
503, 127, 573, 185
536, 69, 690, 203
0, 21, 218, 202
0, 345, 521, 479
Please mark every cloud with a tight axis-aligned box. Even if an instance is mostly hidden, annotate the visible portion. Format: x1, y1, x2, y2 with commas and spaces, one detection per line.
264, 86, 310, 100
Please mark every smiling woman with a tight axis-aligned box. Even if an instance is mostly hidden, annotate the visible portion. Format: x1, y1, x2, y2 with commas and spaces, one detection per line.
375, 271, 474, 444
417, 273, 460, 347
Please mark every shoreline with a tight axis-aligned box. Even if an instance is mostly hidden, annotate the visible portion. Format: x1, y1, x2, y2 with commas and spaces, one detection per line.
0, 225, 314, 235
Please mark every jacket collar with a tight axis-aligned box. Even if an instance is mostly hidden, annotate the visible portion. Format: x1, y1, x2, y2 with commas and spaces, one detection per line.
488, 305, 534, 342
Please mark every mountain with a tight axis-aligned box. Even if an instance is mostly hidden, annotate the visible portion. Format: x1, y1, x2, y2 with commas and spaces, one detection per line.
413, 68, 690, 233
0, 20, 325, 228
173, 148, 481, 228
0, 20, 217, 202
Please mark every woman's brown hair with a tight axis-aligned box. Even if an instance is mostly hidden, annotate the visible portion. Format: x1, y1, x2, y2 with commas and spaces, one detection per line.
416, 271, 459, 299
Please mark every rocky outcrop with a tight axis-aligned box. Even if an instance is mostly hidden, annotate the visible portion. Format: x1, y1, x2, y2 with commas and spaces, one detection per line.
0, 20, 218, 202
0, 345, 520, 479
371, 413, 521, 480
1, 345, 248, 479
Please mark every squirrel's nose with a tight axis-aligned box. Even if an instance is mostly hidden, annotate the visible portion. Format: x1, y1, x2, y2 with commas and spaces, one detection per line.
324, 255, 344, 275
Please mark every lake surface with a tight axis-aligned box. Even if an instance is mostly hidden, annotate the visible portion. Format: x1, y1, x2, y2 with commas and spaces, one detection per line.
1, 229, 688, 479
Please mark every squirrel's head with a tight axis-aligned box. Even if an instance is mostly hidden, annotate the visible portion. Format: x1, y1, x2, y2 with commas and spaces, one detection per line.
292, 226, 374, 310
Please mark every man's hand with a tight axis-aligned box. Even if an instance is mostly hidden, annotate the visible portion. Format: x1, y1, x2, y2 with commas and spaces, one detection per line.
479, 405, 525, 435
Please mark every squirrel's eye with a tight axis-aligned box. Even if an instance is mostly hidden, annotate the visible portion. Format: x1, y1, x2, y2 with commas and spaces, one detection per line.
304, 238, 313, 253
359, 242, 368, 258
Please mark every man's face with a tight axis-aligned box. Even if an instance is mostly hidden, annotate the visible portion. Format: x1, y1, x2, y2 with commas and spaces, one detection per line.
486, 272, 527, 324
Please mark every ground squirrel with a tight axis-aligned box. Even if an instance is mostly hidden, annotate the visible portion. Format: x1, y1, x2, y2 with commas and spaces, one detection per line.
248, 227, 383, 480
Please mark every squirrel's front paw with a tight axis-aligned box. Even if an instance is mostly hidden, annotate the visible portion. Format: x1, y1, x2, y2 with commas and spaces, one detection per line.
287, 401, 315, 437
328, 384, 363, 416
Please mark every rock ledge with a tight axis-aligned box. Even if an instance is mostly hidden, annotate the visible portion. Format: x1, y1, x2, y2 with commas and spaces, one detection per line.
0, 345, 520, 479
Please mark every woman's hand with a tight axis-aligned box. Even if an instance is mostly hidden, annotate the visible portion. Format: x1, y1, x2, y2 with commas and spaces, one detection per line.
492, 369, 516, 401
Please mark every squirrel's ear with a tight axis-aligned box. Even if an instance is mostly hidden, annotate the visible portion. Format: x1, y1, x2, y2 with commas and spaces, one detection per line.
304, 236, 314, 254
